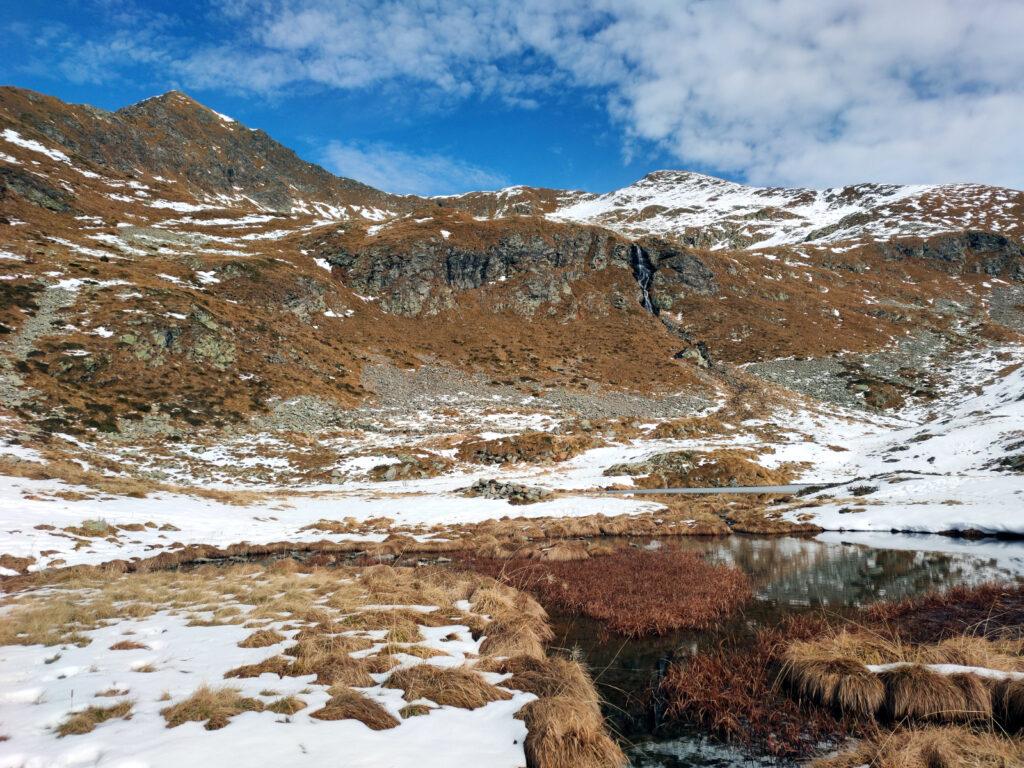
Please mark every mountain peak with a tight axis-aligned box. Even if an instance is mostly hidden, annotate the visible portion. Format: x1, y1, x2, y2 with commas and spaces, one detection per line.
120, 90, 235, 125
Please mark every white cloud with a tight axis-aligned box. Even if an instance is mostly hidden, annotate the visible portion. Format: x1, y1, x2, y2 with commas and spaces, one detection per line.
321, 140, 507, 196
27, 0, 1024, 189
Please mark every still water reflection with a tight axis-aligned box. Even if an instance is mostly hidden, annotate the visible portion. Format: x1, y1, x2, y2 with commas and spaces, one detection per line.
547, 534, 1024, 767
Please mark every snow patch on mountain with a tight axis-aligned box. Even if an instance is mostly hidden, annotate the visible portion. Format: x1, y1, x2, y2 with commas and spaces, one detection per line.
549, 170, 1021, 250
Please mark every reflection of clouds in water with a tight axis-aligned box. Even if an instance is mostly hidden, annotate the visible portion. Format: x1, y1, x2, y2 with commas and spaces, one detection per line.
663, 535, 1024, 610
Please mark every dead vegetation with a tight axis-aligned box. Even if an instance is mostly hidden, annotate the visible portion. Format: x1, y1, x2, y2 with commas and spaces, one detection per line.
238, 629, 286, 648
456, 432, 597, 465
783, 629, 1024, 726
1, 561, 626, 765
461, 547, 752, 636
310, 687, 399, 729
385, 664, 513, 709
662, 582, 1024, 761
56, 700, 133, 736
161, 685, 264, 730
812, 726, 1024, 768
604, 447, 802, 489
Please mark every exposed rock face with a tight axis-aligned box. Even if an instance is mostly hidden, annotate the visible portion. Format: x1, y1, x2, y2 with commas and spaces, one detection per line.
0, 166, 73, 212
879, 232, 1024, 278
316, 224, 634, 316
311, 222, 721, 318
643, 238, 719, 312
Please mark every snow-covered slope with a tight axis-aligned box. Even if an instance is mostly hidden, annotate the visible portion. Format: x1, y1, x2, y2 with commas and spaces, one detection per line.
784, 360, 1024, 535
549, 170, 1024, 250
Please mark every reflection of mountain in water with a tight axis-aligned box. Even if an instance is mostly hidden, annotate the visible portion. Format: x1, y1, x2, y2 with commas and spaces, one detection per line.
684, 536, 1024, 610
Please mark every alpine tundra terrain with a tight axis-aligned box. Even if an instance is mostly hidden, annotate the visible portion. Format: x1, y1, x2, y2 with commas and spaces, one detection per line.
2, 86, 1024, 768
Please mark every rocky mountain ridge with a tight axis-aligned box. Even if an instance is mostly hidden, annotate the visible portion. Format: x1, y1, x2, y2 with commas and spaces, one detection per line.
1, 85, 1022, 436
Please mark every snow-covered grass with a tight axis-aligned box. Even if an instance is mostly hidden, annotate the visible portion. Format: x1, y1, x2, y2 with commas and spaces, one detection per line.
0, 566, 535, 768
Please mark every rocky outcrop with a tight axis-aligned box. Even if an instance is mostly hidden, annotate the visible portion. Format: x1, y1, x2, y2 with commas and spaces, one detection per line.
316, 225, 633, 316
368, 453, 454, 481
463, 479, 552, 505
879, 232, 1024, 278
1, 166, 74, 212
643, 238, 719, 312
457, 432, 596, 465
312, 223, 719, 318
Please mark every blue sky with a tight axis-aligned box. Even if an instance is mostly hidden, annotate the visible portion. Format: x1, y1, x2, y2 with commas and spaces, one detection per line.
4, 0, 1023, 196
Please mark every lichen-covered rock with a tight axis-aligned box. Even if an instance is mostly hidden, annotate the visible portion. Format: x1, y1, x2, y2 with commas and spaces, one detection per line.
463, 479, 552, 505
368, 453, 455, 481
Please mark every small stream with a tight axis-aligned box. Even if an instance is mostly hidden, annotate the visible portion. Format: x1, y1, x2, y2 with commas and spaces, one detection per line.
544, 534, 1024, 767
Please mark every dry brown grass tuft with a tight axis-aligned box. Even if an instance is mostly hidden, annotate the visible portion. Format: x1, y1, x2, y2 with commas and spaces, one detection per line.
879, 665, 968, 722
366, 654, 401, 674
223, 655, 292, 679
534, 542, 590, 562
378, 643, 449, 659
921, 636, 1024, 673
238, 629, 286, 648
994, 678, 1024, 731
811, 725, 1024, 768
949, 672, 994, 722
341, 610, 425, 643
56, 701, 133, 736
109, 640, 148, 651
161, 685, 264, 730
266, 696, 307, 715
310, 687, 399, 730
384, 664, 511, 709
286, 629, 375, 657
399, 703, 433, 718
288, 651, 375, 687
783, 655, 885, 717
481, 655, 601, 716
479, 611, 554, 660
516, 696, 626, 768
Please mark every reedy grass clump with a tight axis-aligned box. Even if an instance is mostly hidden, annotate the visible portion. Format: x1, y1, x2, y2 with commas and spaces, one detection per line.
238, 629, 286, 648
516, 696, 627, 768
811, 725, 1024, 768
56, 701, 133, 736
310, 687, 398, 730
463, 548, 751, 637
161, 685, 264, 730
266, 695, 306, 715
384, 664, 512, 709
